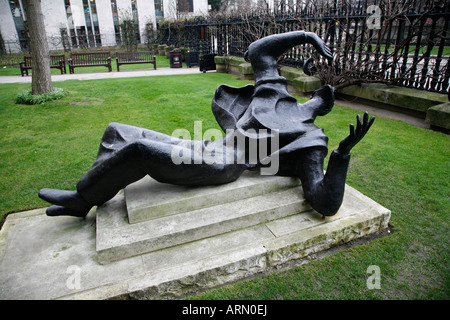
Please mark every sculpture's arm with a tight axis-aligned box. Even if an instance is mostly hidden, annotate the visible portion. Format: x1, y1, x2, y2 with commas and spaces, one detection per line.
297, 113, 375, 217
297, 148, 350, 217
304, 32, 333, 61
244, 31, 333, 79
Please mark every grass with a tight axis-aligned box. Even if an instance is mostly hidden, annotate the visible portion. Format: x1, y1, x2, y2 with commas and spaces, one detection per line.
0, 72, 448, 300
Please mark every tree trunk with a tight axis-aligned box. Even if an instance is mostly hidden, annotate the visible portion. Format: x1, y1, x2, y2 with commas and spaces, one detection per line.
22, 0, 53, 95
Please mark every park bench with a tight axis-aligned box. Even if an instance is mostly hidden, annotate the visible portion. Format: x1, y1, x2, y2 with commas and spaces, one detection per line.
115, 51, 156, 71
19, 55, 66, 76
68, 51, 112, 74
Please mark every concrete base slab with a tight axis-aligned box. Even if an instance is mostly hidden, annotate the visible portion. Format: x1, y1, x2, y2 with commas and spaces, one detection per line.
0, 208, 144, 300
0, 180, 390, 299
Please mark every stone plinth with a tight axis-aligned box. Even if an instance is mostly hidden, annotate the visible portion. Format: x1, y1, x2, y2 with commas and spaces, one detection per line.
0, 172, 390, 300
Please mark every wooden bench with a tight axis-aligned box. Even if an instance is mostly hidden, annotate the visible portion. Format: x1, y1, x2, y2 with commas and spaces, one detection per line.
19, 55, 66, 76
115, 51, 156, 71
68, 51, 112, 74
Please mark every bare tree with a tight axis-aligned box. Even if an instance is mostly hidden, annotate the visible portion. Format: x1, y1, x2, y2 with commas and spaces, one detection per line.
118, 9, 139, 52
165, 0, 191, 20
22, 0, 53, 95
144, 21, 157, 51
120, 19, 139, 51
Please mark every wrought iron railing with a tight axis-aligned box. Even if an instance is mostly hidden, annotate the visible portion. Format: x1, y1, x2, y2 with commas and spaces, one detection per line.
158, 0, 449, 94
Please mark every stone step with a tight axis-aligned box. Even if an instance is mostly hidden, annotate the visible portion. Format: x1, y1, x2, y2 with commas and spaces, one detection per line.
124, 171, 300, 224
96, 186, 309, 265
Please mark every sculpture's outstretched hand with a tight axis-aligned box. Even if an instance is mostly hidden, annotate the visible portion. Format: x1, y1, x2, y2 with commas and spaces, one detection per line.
338, 112, 375, 155
306, 32, 333, 60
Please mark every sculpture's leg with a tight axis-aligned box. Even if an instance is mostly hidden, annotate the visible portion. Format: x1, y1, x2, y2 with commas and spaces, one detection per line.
76, 139, 149, 207
296, 148, 351, 217
38, 189, 92, 217
78, 137, 247, 206
39, 138, 171, 217
40, 136, 245, 217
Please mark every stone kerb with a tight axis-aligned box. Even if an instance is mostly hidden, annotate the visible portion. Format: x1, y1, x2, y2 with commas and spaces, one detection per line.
338, 83, 448, 114
238, 63, 254, 80
338, 83, 449, 131
279, 66, 322, 94
426, 102, 450, 131
214, 56, 247, 78
164, 46, 175, 59
158, 45, 166, 56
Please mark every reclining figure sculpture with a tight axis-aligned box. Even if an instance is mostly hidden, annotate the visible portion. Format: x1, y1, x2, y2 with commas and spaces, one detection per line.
39, 31, 374, 218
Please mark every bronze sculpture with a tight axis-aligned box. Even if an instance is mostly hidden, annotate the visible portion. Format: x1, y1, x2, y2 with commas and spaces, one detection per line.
39, 31, 374, 218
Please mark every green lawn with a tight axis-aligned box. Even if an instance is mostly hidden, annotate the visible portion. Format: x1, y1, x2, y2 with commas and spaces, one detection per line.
0, 72, 448, 300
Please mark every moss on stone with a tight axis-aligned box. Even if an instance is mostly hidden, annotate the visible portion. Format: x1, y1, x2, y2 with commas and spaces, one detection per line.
293, 76, 322, 93
426, 102, 450, 129
339, 83, 447, 113
280, 66, 305, 82
238, 62, 253, 75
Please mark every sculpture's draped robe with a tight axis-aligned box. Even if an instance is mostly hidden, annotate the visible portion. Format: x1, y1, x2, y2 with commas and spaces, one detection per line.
211, 78, 328, 176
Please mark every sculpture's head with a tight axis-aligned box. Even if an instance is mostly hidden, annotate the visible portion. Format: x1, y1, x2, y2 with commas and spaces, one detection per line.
312, 84, 335, 116
244, 50, 250, 62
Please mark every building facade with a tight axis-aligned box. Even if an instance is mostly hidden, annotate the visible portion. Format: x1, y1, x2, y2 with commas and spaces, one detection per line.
0, 0, 209, 53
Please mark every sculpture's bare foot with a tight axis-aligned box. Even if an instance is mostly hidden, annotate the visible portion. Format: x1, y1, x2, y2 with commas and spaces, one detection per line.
39, 189, 91, 218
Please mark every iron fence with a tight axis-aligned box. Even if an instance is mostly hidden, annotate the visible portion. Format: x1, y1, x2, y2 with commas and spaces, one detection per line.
158, 0, 450, 94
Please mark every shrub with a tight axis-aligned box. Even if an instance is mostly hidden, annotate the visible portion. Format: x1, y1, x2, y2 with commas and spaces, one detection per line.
15, 87, 67, 105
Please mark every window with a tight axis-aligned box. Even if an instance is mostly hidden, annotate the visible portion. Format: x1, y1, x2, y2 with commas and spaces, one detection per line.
131, 0, 140, 43
179, 0, 193, 13
65, 0, 78, 47
154, 0, 164, 20
111, 0, 121, 44
8, 0, 28, 51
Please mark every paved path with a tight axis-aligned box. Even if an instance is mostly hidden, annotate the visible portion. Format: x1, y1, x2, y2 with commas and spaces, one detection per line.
0, 67, 429, 129
0, 67, 203, 84
335, 98, 429, 129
